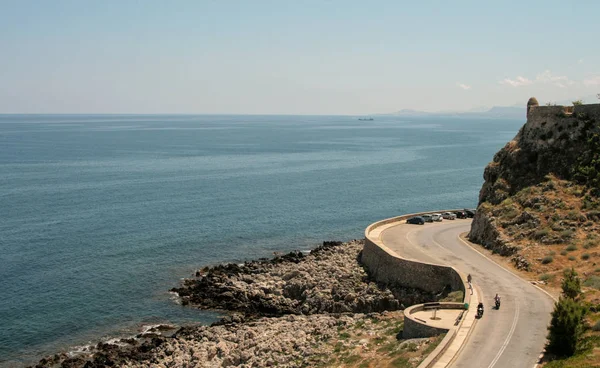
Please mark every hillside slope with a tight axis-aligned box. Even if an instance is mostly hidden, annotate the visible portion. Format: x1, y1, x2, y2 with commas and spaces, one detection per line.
468, 99, 600, 365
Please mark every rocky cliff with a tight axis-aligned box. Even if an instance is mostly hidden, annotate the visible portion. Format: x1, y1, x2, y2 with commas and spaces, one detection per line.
468, 100, 600, 264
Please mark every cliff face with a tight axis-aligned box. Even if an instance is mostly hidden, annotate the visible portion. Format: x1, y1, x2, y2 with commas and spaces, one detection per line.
468, 102, 600, 258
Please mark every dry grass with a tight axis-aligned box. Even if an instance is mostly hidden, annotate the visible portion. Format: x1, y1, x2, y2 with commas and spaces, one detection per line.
314, 311, 444, 368
486, 176, 600, 299
472, 175, 600, 367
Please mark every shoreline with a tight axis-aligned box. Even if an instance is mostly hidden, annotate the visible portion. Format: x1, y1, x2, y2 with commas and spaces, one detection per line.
31, 240, 448, 367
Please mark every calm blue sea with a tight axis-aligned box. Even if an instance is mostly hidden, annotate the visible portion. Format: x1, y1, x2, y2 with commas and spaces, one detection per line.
0, 114, 523, 366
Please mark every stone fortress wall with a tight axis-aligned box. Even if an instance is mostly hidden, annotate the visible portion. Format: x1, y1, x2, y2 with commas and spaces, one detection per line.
522, 101, 600, 150
527, 102, 600, 121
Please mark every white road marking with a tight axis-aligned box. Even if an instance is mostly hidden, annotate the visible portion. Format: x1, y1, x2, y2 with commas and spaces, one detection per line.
455, 234, 558, 303
487, 302, 520, 368
391, 220, 553, 368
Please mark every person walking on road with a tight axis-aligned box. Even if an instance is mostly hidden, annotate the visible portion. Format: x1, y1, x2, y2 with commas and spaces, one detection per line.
467, 274, 472, 283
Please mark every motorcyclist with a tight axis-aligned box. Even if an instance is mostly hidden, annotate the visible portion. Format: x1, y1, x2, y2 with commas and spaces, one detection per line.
494, 294, 501, 308
477, 302, 484, 316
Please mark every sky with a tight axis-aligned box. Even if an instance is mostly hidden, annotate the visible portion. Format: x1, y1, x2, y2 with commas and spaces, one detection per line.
1, 0, 599, 115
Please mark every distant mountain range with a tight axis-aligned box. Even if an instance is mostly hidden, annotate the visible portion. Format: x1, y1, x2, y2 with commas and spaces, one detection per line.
390, 106, 526, 119
389, 95, 599, 119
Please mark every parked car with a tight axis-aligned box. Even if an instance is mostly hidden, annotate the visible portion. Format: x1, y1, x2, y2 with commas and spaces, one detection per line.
442, 212, 457, 220
464, 209, 476, 218
421, 214, 433, 223
453, 211, 468, 219
406, 216, 425, 225
431, 213, 443, 222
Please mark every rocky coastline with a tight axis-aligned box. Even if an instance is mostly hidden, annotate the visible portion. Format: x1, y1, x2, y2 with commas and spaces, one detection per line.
33, 240, 440, 368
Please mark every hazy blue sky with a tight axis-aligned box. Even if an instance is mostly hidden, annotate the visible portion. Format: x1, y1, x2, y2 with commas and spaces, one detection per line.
1, 0, 599, 114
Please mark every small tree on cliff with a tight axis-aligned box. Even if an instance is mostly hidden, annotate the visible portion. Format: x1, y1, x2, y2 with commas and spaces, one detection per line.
547, 267, 586, 357
547, 297, 586, 356
561, 267, 581, 299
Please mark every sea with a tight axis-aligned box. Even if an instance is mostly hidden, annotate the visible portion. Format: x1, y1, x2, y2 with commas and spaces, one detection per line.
0, 114, 523, 366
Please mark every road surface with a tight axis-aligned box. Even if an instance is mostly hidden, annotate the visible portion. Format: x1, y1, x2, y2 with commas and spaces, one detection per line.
380, 219, 554, 368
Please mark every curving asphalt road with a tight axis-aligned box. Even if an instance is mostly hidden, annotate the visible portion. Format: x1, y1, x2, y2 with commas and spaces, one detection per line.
380, 219, 555, 368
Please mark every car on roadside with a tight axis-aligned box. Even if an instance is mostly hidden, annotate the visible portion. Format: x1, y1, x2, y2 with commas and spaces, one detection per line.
421, 214, 433, 223
430, 213, 443, 222
406, 216, 425, 225
442, 212, 457, 220
453, 211, 468, 219
464, 209, 476, 218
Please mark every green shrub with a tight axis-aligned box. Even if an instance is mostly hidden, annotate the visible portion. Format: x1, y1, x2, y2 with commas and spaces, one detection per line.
581, 253, 590, 260
535, 228, 550, 239
566, 244, 577, 252
593, 320, 600, 332
568, 255, 576, 261
333, 342, 344, 353
504, 208, 519, 219
583, 240, 598, 249
390, 357, 411, 368
583, 276, 600, 290
562, 268, 582, 299
546, 297, 586, 357
343, 355, 361, 364
540, 273, 554, 282
582, 198, 598, 210
440, 290, 464, 302
406, 342, 418, 352
561, 230, 575, 240
587, 210, 600, 220
542, 256, 554, 264
501, 198, 514, 206
339, 332, 350, 339
560, 250, 568, 256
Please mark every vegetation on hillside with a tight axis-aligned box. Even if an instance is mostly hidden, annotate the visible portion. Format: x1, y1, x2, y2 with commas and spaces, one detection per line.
573, 127, 600, 196
309, 312, 444, 368
477, 175, 600, 289
471, 176, 600, 366
545, 269, 600, 367
472, 103, 600, 366
547, 269, 586, 357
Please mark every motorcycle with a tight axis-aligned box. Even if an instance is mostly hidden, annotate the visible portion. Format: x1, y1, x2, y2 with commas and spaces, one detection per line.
476, 303, 484, 318
495, 298, 501, 310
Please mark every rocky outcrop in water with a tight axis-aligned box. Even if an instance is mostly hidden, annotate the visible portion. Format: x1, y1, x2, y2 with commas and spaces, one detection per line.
172, 240, 435, 317
32, 240, 438, 367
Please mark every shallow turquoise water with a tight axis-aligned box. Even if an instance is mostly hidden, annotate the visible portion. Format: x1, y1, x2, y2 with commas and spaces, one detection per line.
0, 114, 523, 366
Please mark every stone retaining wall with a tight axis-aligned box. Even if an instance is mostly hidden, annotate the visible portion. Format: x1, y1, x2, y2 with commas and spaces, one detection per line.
361, 210, 466, 294
403, 302, 465, 339
361, 211, 471, 344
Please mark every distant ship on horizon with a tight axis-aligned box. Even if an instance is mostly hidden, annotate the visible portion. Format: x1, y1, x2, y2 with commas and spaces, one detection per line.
358, 117, 374, 121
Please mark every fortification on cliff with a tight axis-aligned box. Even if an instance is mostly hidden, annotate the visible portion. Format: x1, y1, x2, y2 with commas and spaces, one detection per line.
466, 97, 600, 368
469, 98, 600, 256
